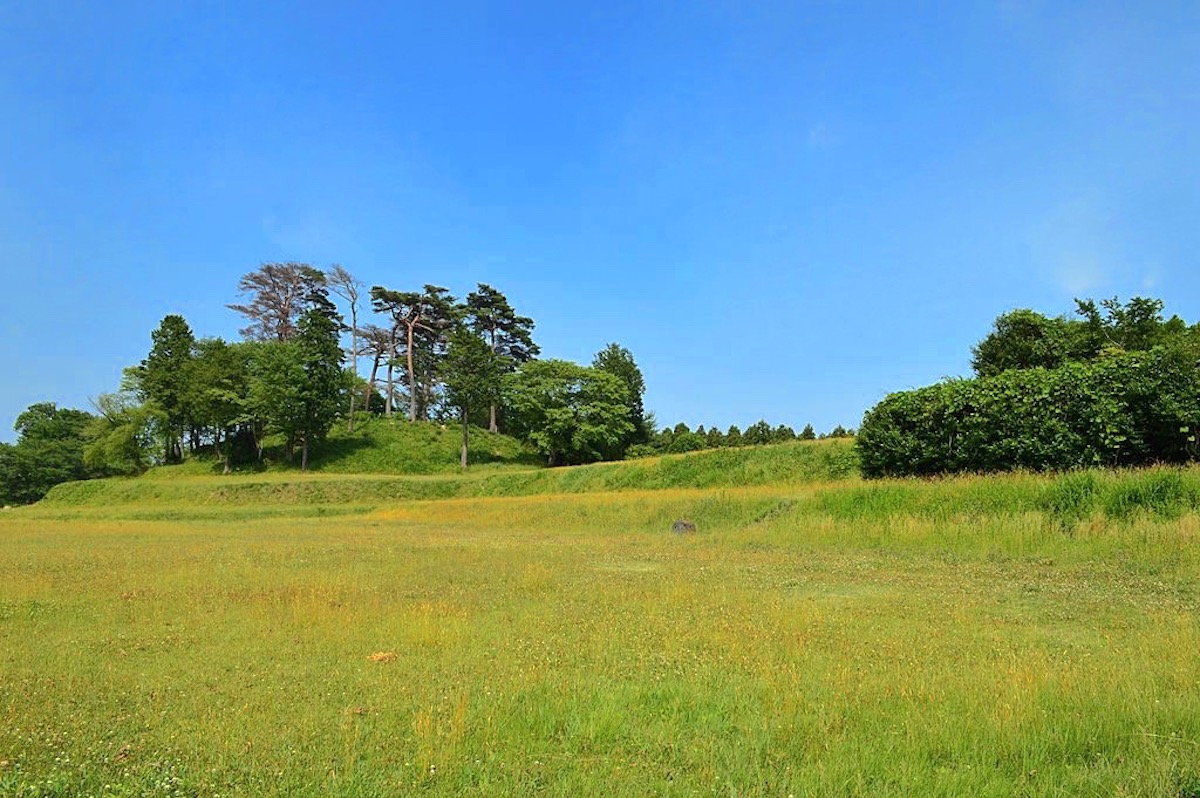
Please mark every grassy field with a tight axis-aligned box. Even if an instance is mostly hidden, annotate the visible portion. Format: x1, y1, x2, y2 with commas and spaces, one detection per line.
3, 452, 1200, 796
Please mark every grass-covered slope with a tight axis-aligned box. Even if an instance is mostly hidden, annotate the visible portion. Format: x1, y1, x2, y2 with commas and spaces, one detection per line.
41, 438, 860, 508
155, 417, 538, 477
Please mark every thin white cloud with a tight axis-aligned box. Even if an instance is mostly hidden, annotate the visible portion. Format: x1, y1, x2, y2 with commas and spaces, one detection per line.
1030, 196, 1116, 295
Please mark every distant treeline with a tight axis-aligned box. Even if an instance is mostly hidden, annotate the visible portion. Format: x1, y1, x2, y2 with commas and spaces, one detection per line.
629, 420, 853, 457
857, 297, 1200, 477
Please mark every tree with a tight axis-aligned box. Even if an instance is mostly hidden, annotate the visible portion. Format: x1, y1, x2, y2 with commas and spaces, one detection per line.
504, 359, 633, 466
0, 403, 96, 505
358, 324, 394, 414
84, 392, 163, 476
705, 425, 726, 448
591, 343, 649, 454
971, 309, 1074, 377
743, 420, 773, 446
326, 264, 365, 430
442, 326, 505, 467
799, 423, 816, 441
370, 285, 458, 422
973, 297, 1185, 378
247, 301, 345, 471
293, 303, 346, 470
667, 430, 705, 453
1075, 296, 1166, 354
228, 262, 327, 342
136, 314, 196, 462
189, 338, 255, 473
466, 284, 540, 432
726, 425, 743, 447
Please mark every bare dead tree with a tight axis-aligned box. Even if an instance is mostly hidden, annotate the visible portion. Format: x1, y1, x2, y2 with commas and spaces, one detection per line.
358, 324, 393, 416
228, 262, 326, 342
326, 264, 365, 430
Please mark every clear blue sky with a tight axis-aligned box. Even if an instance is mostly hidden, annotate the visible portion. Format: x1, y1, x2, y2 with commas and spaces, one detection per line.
2, 1, 1198, 442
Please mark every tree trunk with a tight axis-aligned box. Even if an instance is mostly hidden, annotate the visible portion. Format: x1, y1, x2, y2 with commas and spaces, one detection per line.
347, 309, 358, 431
488, 328, 499, 432
365, 352, 381, 415
406, 322, 417, 422
385, 334, 395, 417
301, 435, 309, 471
460, 410, 469, 468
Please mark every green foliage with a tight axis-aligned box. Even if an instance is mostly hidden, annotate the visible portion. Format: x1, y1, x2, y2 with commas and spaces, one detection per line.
592, 342, 649, 450
858, 348, 1200, 478
666, 430, 705, 453
742, 420, 773, 446
442, 326, 506, 466
83, 393, 163, 475
799, 423, 816, 441
971, 308, 1079, 377
504, 359, 633, 465
136, 314, 196, 462
190, 338, 256, 472
972, 296, 1195, 379
248, 305, 346, 470
0, 403, 96, 505
466, 283, 539, 364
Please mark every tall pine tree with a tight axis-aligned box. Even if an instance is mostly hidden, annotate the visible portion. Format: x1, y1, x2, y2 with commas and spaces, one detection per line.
466, 284, 539, 431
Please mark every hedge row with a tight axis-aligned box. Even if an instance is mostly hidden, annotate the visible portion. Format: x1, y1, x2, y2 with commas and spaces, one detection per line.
857, 348, 1200, 478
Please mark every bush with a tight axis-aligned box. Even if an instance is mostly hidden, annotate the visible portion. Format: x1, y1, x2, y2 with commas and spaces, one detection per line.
857, 347, 1200, 478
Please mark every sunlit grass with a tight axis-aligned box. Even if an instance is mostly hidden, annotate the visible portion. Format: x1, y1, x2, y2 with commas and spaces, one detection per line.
3, 462, 1200, 795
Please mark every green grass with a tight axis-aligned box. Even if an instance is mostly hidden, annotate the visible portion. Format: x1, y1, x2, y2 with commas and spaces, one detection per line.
151, 417, 540, 477
41, 437, 860, 510
4, 453, 1200, 795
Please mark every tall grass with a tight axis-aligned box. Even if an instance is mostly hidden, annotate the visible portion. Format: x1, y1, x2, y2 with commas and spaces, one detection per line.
5, 454, 1200, 795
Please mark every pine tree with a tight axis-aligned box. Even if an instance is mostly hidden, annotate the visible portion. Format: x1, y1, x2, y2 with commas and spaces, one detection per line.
466, 284, 539, 431
138, 314, 196, 462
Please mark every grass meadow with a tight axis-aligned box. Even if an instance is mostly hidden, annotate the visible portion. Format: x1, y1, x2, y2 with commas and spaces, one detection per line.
3, 454, 1200, 796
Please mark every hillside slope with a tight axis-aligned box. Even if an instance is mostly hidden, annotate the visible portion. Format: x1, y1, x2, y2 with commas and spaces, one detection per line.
41, 438, 860, 508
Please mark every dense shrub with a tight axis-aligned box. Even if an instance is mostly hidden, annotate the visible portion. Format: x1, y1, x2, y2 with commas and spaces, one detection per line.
857, 347, 1200, 477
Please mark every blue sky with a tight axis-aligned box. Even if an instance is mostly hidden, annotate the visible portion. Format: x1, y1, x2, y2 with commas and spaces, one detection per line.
2, 1, 1198, 442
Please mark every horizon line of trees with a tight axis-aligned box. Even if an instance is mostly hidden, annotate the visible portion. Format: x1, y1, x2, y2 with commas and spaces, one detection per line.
857, 296, 1200, 478
629, 420, 854, 457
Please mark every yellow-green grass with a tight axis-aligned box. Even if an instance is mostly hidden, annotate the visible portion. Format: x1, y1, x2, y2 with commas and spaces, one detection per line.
3, 468, 1200, 795
41, 438, 860, 512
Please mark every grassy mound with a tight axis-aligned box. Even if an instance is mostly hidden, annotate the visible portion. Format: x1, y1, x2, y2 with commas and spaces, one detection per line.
41, 438, 860, 509
152, 418, 539, 477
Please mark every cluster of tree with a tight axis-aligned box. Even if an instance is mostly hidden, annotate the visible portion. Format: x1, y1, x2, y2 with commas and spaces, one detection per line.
628, 419, 852, 457
858, 296, 1200, 478
970, 297, 1200, 377
84, 267, 347, 474
0, 403, 101, 505
76, 262, 650, 476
